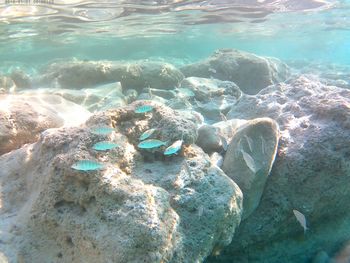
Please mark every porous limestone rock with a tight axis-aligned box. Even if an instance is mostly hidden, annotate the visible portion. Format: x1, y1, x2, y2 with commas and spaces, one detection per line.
206, 76, 350, 263
181, 49, 290, 95
88, 100, 199, 147
0, 94, 90, 155
0, 102, 243, 263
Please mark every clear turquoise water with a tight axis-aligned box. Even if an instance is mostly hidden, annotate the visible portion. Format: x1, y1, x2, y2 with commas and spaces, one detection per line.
0, 0, 349, 70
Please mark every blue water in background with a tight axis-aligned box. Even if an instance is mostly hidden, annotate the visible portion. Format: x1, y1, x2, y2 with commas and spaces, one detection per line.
0, 0, 349, 71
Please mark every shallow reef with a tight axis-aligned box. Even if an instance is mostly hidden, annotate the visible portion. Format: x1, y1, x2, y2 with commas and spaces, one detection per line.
1, 49, 350, 263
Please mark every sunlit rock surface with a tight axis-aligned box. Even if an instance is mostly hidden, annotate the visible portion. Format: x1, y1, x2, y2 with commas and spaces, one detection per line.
0, 94, 91, 155
0, 102, 242, 263
19, 82, 126, 112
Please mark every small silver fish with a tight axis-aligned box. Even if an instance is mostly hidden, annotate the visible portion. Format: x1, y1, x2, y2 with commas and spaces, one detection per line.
92, 141, 119, 151
164, 140, 183, 155
138, 139, 167, 149
244, 135, 254, 152
135, 105, 154, 114
90, 126, 115, 135
139, 128, 156, 141
241, 149, 257, 173
219, 135, 228, 151
293, 209, 308, 234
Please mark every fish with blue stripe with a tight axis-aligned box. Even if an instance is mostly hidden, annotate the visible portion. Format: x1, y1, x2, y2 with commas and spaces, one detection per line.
164, 140, 183, 155
139, 128, 156, 141
71, 160, 104, 171
92, 141, 119, 151
138, 139, 167, 149
134, 105, 154, 114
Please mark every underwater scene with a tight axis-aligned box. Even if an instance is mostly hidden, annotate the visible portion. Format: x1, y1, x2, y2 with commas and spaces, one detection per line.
0, 0, 350, 262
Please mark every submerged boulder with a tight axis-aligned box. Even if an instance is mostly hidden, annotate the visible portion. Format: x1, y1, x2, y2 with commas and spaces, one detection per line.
212, 119, 247, 143
196, 119, 248, 155
179, 77, 242, 100
37, 60, 117, 89
180, 49, 290, 95
222, 118, 279, 220
118, 61, 184, 91
0, 101, 243, 263
196, 125, 222, 154
206, 76, 350, 263
0, 94, 90, 155
36, 60, 184, 91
